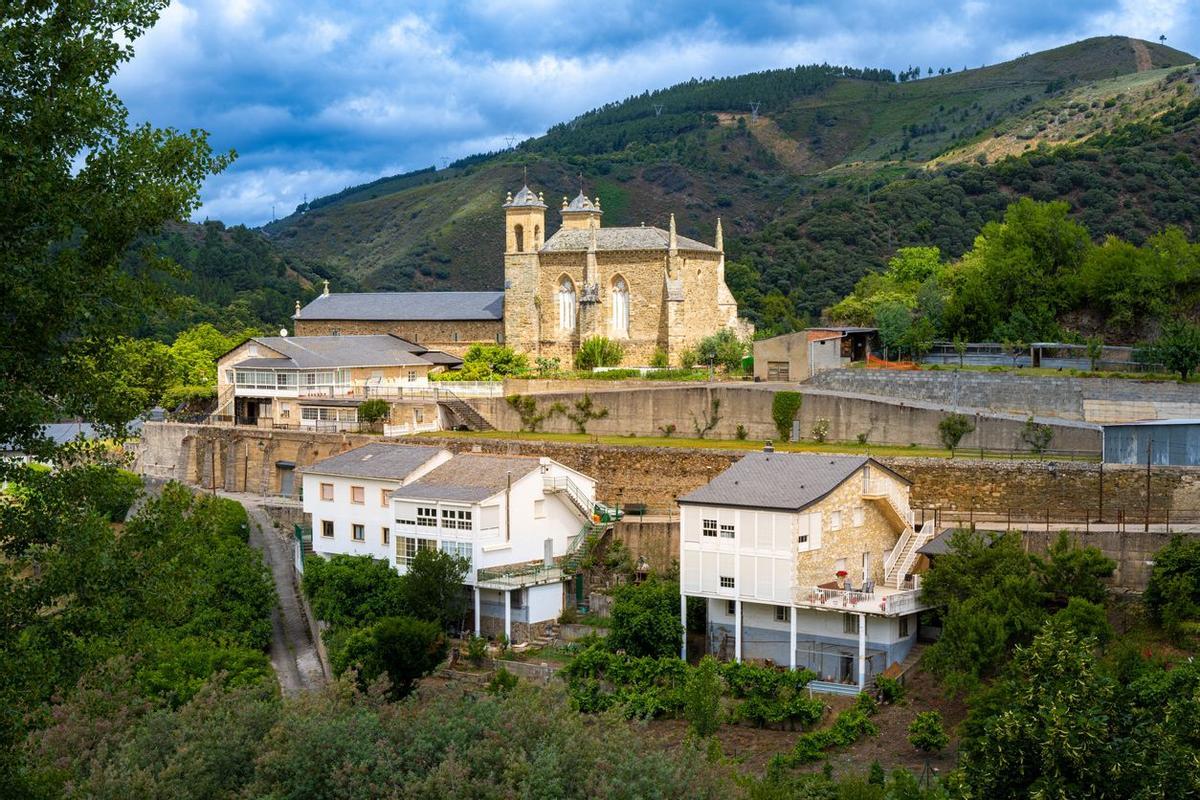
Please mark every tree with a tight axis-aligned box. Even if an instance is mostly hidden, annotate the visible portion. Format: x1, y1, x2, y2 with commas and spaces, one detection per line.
170, 323, 250, 387
1020, 416, 1054, 454
1085, 336, 1104, 372
683, 656, 723, 737
874, 301, 912, 359
0, 1, 232, 457
574, 336, 625, 370
398, 548, 469, 631
302, 554, 406, 627
695, 329, 746, 372
1032, 532, 1115, 605
607, 577, 682, 658
356, 398, 390, 428
953, 336, 968, 367
937, 413, 975, 455
1143, 534, 1200, 635
331, 615, 447, 698
451, 345, 529, 381
907, 711, 948, 754
1146, 318, 1200, 380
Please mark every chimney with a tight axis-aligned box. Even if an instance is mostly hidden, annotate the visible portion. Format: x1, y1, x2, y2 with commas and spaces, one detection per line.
294, 300, 301, 318
763, 440, 774, 453
322, 280, 330, 296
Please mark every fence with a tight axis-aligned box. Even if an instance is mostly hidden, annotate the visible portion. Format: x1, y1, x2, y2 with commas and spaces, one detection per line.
913, 505, 1200, 533
920, 341, 1162, 373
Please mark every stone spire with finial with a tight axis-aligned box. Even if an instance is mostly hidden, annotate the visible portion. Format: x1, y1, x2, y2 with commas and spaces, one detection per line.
322, 279, 330, 296
294, 299, 301, 318
668, 213, 678, 254
715, 217, 724, 252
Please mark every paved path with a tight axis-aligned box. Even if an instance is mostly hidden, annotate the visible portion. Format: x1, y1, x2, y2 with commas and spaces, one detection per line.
238, 497, 326, 696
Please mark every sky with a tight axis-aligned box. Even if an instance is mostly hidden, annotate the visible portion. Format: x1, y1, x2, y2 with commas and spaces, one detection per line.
110, 0, 1198, 227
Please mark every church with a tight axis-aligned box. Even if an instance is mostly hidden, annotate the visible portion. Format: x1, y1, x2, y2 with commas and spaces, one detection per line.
293, 181, 747, 366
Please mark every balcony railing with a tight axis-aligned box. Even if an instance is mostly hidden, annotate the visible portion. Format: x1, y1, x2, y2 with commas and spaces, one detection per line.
800, 586, 925, 616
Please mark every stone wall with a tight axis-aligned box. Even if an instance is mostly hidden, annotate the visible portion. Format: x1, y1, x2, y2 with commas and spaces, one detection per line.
293, 318, 503, 357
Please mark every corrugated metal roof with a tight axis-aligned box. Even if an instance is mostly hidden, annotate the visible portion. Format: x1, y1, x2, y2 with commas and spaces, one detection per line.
391, 454, 542, 503
541, 226, 717, 253
296, 291, 504, 321
1102, 418, 1200, 427
250, 335, 434, 368
678, 452, 895, 511
302, 444, 446, 480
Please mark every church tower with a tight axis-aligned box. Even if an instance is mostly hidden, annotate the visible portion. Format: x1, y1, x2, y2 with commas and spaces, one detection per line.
502, 184, 546, 354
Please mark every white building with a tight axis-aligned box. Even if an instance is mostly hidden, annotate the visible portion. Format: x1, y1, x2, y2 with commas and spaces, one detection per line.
678, 450, 933, 693
302, 443, 609, 642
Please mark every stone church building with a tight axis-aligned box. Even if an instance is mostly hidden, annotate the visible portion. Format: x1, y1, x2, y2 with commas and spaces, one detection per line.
294, 181, 747, 365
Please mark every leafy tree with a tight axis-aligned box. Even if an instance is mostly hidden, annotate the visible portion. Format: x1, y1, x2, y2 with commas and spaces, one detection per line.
937, 413, 974, 455
695, 328, 746, 372
302, 554, 406, 627
1143, 534, 1200, 635
169, 323, 250, 387
1085, 335, 1104, 371
1020, 416, 1054, 454
874, 300, 912, 358
1032, 532, 1115, 605
356, 398, 390, 426
574, 336, 625, 370
683, 656, 723, 737
953, 336, 967, 367
397, 547, 469, 631
607, 577, 682, 658
449, 344, 529, 380
331, 615, 447, 699
1146, 318, 1200, 380
907, 711, 949, 754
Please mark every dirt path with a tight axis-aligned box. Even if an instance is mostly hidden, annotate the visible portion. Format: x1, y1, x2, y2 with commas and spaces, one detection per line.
1131, 38, 1152, 72
240, 499, 327, 696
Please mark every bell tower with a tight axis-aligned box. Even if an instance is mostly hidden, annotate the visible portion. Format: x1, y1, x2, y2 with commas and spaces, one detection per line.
502, 183, 547, 355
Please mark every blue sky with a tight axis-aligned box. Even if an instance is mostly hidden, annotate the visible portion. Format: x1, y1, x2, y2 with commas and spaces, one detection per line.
110, 0, 1198, 227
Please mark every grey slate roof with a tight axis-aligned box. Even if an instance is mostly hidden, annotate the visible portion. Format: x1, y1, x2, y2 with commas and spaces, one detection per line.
251, 335, 434, 368
678, 453, 894, 511
302, 444, 446, 481
917, 528, 1004, 557
503, 185, 546, 208
296, 291, 504, 321
390, 454, 542, 503
541, 226, 717, 253
563, 191, 601, 213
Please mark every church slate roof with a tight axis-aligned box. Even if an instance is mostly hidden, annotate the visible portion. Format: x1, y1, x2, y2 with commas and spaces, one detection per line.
295, 291, 505, 321
503, 185, 547, 208
541, 226, 717, 253
563, 191, 601, 213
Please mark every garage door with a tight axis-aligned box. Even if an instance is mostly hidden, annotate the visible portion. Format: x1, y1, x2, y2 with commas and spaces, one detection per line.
767, 361, 790, 381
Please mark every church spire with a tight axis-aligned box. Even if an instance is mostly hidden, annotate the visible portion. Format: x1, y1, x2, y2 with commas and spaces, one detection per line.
668, 213, 678, 254
715, 217, 723, 252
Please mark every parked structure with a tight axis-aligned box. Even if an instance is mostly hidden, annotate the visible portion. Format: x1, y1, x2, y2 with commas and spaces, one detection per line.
1102, 418, 1200, 466
213, 334, 461, 433
302, 443, 615, 643
678, 449, 933, 693
753, 327, 876, 381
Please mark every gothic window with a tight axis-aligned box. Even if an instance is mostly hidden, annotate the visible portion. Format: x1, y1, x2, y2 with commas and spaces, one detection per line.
558, 277, 576, 331
534, 224, 541, 248
611, 276, 629, 337
514, 224, 524, 253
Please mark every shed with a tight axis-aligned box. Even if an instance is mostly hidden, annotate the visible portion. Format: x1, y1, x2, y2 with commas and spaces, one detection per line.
1102, 419, 1200, 466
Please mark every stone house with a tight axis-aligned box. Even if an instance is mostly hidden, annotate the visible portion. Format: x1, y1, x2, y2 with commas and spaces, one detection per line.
678, 449, 934, 692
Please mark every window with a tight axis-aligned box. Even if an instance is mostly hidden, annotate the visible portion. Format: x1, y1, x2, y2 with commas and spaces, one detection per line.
381, 526, 390, 545
830, 510, 842, 531
321, 520, 334, 538
513, 223, 524, 252
719, 575, 735, 589
719, 523, 735, 539
775, 606, 790, 623
451, 331, 460, 343
899, 616, 910, 638
853, 507, 865, 527
843, 614, 859, 635
320, 483, 334, 501
511, 588, 525, 609
610, 276, 629, 336
380, 488, 392, 507
413, 408, 423, 424
835, 557, 847, 574
441, 508, 472, 530
702, 518, 718, 537
280, 408, 290, 419
351, 485, 364, 505
407, 370, 416, 382
352, 524, 365, 542
558, 277, 577, 331
533, 499, 546, 519
397, 537, 435, 568
726, 600, 736, 616
798, 534, 809, 545
416, 507, 437, 527
440, 540, 472, 565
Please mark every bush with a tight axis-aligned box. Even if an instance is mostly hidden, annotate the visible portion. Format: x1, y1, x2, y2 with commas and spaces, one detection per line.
466, 635, 487, 666
574, 337, 625, 371
679, 349, 698, 369
444, 344, 529, 381
683, 656, 723, 737
487, 667, 518, 695
907, 711, 949, 753
811, 418, 830, 443
302, 554, 407, 627
938, 413, 975, 455
779, 693, 879, 765
357, 398, 390, 425
875, 674, 905, 703
1144, 534, 1200, 635
330, 615, 447, 698
695, 329, 745, 372
607, 577, 681, 658
193, 493, 250, 540
100, 468, 144, 522
649, 348, 670, 368
772, 391, 803, 439
735, 424, 748, 440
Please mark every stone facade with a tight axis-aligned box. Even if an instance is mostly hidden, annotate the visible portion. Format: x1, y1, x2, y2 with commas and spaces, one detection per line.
291, 319, 503, 358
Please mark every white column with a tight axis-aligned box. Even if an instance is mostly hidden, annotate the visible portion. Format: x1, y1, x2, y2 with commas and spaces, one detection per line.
504, 589, 512, 642
734, 599, 743, 662
680, 592, 687, 661
473, 586, 481, 634
857, 613, 867, 690
789, 605, 797, 670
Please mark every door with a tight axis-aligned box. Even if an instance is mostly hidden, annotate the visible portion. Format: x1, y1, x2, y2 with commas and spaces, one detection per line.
767, 361, 790, 381
278, 466, 294, 497
862, 551, 871, 583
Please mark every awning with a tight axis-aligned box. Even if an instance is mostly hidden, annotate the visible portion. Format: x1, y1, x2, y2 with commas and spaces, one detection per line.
275, 460, 296, 469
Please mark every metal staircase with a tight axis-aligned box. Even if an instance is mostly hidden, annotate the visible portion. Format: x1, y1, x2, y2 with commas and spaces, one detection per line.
543, 475, 622, 523
438, 397, 494, 431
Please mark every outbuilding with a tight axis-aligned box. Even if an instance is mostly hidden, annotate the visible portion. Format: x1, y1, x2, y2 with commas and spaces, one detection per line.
1102, 419, 1200, 466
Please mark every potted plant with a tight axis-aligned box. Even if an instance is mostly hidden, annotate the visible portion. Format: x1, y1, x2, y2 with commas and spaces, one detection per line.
836, 569, 848, 589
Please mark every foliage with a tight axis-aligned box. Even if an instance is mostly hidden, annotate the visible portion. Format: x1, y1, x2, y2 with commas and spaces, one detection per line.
811, 418, 830, 443
302, 554, 407, 627
356, 398, 390, 425
772, 391, 803, 439
937, 413, 974, 455
650, 348, 670, 368
680, 349, 699, 369
735, 423, 748, 440
695, 329, 746, 371
487, 666, 519, 695
1144, 534, 1200, 636
506, 393, 562, 432
575, 336, 626, 370
874, 674, 905, 704
774, 693, 880, 766
907, 711, 949, 754
447, 344, 529, 381
692, 397, 722, 438
682, 656, 722, 737
1032, 532, 1116, 605
607, 576, 682, 658
1020, 416, 1054, 453
564, 392, 610, 434
466, 635, 487, 666
330, 615, 447, 699
1145, 317, 1200, 380
397, 547, 470, 632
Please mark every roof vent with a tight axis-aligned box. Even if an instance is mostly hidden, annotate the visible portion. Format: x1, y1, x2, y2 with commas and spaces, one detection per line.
763, 440, 774, 453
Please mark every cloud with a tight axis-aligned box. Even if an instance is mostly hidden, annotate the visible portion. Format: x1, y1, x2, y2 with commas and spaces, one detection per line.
110, 0, 1199, 226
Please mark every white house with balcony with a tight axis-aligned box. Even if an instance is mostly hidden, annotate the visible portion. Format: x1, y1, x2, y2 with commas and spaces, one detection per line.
389, 453, 614, 642
302, 443, 453, 563
678, 449, 933, 693
213, 334, 463, 432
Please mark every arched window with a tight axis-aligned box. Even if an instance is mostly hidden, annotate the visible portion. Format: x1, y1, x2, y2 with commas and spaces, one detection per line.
611, 276, 629, 337
534, 224, 541, 248
513, 224, 524, 253
558, 277, 576, 331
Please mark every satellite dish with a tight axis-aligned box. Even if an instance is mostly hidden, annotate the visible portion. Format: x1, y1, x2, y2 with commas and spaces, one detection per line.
279, 328, 288, 337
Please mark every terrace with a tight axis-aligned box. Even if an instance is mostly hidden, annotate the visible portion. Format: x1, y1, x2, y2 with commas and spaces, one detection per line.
796, 582, 928, 617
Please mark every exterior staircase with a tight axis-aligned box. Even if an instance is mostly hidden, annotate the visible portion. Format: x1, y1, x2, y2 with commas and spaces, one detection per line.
438, 398, 494, 431
883, 521, 934, 588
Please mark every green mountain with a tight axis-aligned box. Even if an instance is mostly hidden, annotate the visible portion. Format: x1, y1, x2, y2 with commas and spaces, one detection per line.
172, 37, 1199, 336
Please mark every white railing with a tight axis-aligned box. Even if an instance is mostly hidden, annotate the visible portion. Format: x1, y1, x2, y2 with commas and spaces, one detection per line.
383, 421, 440, 437
878, 588, 922, 615
864, 479, 913, 526
544, 475, 594, 518
427, 381, 506, 397
802, 586, 925, 616
884, 525, 914, 580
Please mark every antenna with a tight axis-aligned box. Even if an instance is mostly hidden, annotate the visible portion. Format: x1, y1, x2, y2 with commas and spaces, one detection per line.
653, 103, 664, 117
504, 135, 516, 149
749, 101, 761, 121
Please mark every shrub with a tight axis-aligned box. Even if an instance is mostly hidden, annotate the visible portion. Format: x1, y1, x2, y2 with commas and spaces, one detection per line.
735, 424, 748, 440
574, 336, 625, 371
607, 577, 682, 658
1144, 534, 1200, 635
680, 349, 698, 369
330, 615, 447, 699
907, 711, 949, 754
772, 391, 803, 439
466, 635, 487, 666
357, 398, 390, 425
938, 413, 975, 455
487, 667, 518, 695
695, 329, 745, 371
446, 344, 529, 380
193, 494, 250, 540
875, 674, 905, 703
649, 348, 670, 368
1020, 416, 1053, 453
564, 393, 609, 434
779, 693, 879, 765
811, 418, 830, 443
302, 554, 407, 627
398, 547, 470, 631
683, 656, 723, 737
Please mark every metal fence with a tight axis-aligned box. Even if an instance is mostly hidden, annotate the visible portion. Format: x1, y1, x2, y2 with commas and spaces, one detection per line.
920, 341, 1163, 373
914, 505, 1200, 533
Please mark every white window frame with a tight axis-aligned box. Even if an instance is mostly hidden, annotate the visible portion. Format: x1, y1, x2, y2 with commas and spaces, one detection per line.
843, 614, 859, 635
719, 523, 735, 539
719, 575, 735, 589
702, 518, 718, 538
830, 510, 842, 531
351, 523, 365, 542
416, 507, 438, 527
441, 508, 472, 531
775, 606, 790, 622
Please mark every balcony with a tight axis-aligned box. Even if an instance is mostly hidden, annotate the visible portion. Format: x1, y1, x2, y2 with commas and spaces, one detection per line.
797, 584, 927, 617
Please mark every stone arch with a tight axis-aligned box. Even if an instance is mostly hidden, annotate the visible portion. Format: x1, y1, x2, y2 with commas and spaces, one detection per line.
557, 274, 577, 331
513, 223, 525, 252
534, 224, 541, 248
610, 274, 629, 337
